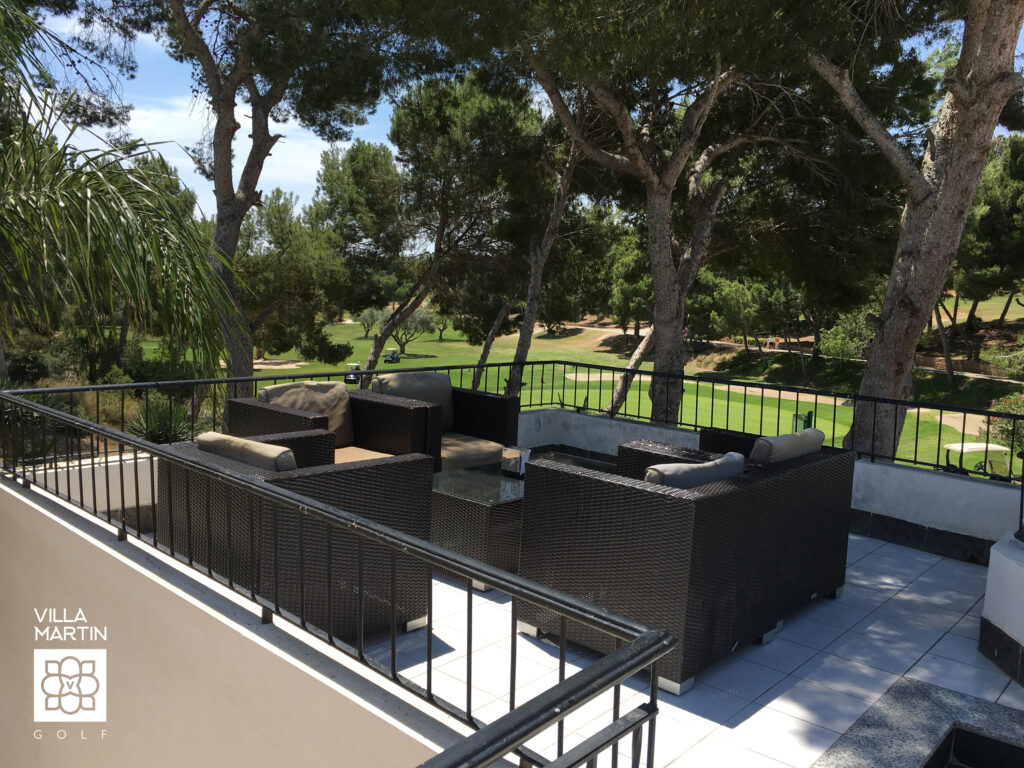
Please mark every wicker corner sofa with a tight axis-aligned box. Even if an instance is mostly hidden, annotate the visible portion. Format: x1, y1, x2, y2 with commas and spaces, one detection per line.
516, 428, 855, 693
226, 388, 439, 459
154, 428, 434, 645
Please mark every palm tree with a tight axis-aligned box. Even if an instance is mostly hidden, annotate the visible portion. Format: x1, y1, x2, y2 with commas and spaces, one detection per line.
0, 0, 239, 382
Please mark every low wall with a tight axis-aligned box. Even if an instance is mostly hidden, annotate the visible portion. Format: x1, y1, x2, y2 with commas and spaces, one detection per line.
851, 459, 1021, 543
980, 533, 1024, 686
518, 408, 699, 457
0, 480, 438, 768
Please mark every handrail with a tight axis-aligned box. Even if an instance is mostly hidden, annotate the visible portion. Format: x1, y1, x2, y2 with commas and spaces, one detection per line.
419, 629, 673, 768
7, 359, 1023, 421
0, 388, 677, 767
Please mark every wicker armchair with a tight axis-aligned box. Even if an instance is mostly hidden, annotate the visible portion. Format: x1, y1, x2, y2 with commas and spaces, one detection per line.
517, 438, 855, 693
226, 389, 439, 459
155, 429, 433, 644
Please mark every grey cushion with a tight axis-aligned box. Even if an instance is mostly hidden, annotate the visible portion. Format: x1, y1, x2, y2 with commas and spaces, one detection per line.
371, 371, 454, 432
749, 428, 825, 464
257, 380, 354, 447
441, 432, 503, 471
645, 452, 744, 490
196, 431, 297, 472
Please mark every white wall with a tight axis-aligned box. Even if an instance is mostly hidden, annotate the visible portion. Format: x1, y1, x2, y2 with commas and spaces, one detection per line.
0, 480, 439, 768
983, 532, 1024, 646
852, 459, 1021, 542
518, 408, 699, 457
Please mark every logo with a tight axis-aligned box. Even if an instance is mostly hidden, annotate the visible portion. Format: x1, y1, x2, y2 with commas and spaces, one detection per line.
33, 650, 106, 723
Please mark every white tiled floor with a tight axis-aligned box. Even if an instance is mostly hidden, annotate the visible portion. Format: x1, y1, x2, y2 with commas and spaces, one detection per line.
366, 534, 1022, 768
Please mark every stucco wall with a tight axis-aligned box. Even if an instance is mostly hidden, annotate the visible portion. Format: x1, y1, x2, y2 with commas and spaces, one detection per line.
852, 459, 1021, 542
983, 532, 1024, 646
0, 480, 438, 768
518, 408, 700, 456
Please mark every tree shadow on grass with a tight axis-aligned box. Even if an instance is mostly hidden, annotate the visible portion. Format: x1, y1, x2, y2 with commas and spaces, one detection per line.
537, 327, 584, 340
396, 353, 438, 360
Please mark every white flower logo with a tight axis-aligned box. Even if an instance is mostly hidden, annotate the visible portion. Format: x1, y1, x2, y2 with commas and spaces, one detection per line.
40, 656, 101, 715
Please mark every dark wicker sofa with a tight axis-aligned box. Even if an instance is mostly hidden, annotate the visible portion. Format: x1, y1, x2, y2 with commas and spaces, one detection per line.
226, 389, 439, 459
517, 430, 855, 693
154, 429, 433, 644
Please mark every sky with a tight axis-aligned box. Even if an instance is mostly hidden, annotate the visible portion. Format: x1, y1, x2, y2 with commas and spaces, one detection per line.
43, 16, 395, 218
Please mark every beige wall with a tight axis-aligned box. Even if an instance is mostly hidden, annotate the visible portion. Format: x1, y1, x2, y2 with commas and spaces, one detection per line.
0, 481, 438, 768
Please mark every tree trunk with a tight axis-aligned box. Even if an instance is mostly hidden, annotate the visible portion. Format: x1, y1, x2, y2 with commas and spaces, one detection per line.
997, 291, 1016, 325
604, 327, 654, 417
117, 307, 131, 364
508, 145, 579, 397
473, 298, 515, 390
211, 212, 254, 394
647, 189, 687, 424
934, 305, 956, 387
787, 326, 808, 383
813, 1, 1024, 458
364, 255, 443, 383
0, 335, 8, 384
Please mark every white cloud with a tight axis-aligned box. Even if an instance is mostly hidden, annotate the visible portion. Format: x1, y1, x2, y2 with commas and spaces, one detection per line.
126, 95, 333, 217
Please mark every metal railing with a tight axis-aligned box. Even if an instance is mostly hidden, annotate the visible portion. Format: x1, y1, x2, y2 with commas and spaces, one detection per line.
5, 358, 1023, 536
0, 391, 674, 768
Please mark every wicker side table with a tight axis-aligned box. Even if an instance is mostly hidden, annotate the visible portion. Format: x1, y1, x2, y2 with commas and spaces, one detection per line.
430, 469, 524, 590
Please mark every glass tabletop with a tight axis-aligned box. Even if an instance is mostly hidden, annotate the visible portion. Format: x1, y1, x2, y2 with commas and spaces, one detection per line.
432, 465, 524, 505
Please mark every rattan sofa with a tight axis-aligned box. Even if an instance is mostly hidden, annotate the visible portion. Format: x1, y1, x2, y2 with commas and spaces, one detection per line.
517, 430, 855, 693
154, 428, 433, 644
226, 388, 439, 460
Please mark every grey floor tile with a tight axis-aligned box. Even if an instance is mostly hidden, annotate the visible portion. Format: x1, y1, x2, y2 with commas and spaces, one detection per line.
792, 651, 900, 702
796, 599, 870, 630
930, 632, 1005, 673
756, 676, 874, 733
698, 657, 787, 700
824, 630, 931, 675
948, 613, 981, 641
905, 653, 1010, 702
998, 680, 1024, 712
778, 616, 847, 650
738, 638, 820, 673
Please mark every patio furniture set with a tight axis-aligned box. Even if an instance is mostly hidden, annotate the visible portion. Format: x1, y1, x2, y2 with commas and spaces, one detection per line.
153, 372, 856, 691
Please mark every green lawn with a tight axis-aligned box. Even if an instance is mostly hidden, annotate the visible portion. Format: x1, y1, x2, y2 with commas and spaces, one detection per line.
135, 320, 1022, 477
942, 293, 1024, 323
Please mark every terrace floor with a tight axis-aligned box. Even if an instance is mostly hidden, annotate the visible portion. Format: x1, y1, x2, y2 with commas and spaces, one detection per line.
362, 534, 1024, 768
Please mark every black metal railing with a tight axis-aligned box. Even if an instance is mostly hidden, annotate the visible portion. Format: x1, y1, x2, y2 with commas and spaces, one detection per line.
6, 359, 1023, 538
0, 391, 674, 768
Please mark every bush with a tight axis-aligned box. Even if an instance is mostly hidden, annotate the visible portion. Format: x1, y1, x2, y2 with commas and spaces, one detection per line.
989, 391, 1024, 448
125, 393, 193, 444
819, 308, 873, 367
984, 334, 1024, 380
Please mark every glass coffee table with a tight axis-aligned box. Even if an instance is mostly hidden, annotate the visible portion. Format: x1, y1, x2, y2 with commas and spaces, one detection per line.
430, 465, 525, 590
429, 449, 615, 589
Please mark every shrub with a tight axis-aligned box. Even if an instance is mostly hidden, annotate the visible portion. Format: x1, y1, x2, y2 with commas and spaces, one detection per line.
989, 392, 1024, 448
125, 394, 193, 444
819, 308, 873, 368
984, 334, 1024, 380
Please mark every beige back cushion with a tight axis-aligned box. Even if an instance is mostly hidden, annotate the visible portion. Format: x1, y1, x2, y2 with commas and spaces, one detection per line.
645, 451, 744, 490
197, 431, 297, 472
371, 371, 454, 432
748, 428, 825, 464
257, 380, 354, 447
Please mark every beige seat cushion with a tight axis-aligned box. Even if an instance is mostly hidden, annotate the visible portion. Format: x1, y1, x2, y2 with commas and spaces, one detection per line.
196, 431, 297, 472
334, 446, 392, 464
749, 428, 825, 464
371, 371, 454, 432
441, 432, 503, 471
257, 380, 354, 447
645, 452, 744, 490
